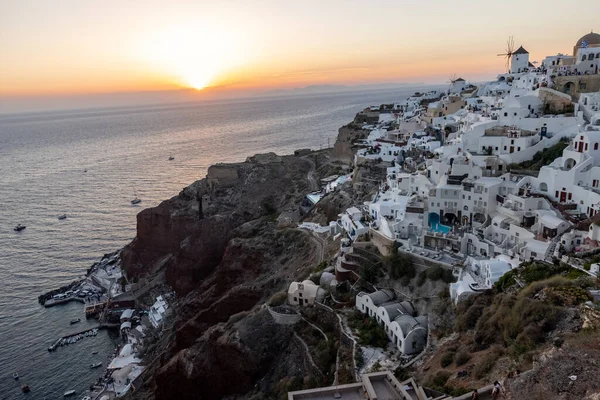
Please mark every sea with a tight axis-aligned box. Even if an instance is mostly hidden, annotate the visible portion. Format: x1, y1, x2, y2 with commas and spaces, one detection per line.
0, 87, 436, 399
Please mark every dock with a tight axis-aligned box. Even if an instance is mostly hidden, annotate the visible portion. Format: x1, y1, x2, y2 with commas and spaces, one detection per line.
62, 325, 102, 339
43, 296, 85, 308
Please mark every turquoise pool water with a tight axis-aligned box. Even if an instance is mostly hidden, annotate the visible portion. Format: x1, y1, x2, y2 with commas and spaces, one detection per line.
430, 223, 451, 234
428, 212, 451, 234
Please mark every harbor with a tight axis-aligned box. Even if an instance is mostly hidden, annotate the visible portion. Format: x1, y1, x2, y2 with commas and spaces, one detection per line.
29, 247, 176, 399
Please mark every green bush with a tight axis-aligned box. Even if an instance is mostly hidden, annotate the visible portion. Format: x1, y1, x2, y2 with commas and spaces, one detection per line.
431, 370, 450, 388
348, 311, 389, 348
388, 252, 416, 280
472, 352, 498, 379
454, 351, 471, 366
440, 351, 455, 368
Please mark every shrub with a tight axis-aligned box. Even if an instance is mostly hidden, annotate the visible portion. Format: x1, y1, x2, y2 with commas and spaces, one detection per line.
268, 292, 287, 306
431, 370, 450, 388
454, 351, 471, 366
441, 351, 455, 368
472, 352, 498, 379
348, 312, 389, 348
388, 252, 416, 280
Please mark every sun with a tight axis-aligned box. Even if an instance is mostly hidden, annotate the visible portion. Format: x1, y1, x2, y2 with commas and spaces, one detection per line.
140, 23, 245, 90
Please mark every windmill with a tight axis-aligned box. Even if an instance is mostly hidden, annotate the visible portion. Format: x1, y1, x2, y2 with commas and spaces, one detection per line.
497, 36, 515, 73
446, 73, 458, 93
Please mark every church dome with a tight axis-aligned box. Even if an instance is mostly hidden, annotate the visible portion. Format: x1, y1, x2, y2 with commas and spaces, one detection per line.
575, 32, 600, 48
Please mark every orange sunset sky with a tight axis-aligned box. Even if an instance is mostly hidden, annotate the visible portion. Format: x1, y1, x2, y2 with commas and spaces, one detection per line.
1, 0, 599, 99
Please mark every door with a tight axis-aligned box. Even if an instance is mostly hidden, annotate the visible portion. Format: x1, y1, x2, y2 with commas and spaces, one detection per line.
299, 299, 304, 306
560, 192, 567, 203
509, 146, 514, 153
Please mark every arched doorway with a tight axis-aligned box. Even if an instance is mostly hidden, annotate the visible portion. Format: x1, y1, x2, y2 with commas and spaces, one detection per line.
564, 158, 576, 170
563, 82, 575, 95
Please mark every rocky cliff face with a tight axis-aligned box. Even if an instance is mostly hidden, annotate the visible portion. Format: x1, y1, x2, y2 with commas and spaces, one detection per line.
122, 153, 312, 295
124, 152, 332, 399
331, 124, 370, 164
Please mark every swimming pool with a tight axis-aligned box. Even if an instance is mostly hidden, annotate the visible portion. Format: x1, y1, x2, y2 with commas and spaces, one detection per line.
428, 212, 451, 234
430, 223, 451, 234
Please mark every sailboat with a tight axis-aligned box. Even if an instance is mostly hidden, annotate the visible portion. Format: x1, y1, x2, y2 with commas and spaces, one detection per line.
131, 188, 141, 205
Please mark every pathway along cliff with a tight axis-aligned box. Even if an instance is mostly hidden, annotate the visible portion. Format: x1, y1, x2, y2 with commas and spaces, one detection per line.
122, 149, 350, 400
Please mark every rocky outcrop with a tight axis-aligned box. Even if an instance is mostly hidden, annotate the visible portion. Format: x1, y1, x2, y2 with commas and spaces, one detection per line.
124, 152, 333, 399
122, 153, 313, 295
331, 124, 370, 164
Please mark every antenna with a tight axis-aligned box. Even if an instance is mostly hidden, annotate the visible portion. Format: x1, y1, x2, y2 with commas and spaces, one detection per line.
497, 36, 515, 73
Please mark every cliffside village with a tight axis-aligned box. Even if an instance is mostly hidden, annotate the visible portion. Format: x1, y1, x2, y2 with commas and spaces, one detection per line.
284, 32, 600, 399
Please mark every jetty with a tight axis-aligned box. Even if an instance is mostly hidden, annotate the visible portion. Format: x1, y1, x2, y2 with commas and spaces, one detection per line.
43, 295, 85, 308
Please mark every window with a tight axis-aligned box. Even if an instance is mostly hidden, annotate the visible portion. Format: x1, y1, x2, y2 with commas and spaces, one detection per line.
586, 143, 589, 151
499, 165, 503, 171
462, 195, 465, 199
504, 146, 507, 151
518, 147, 521, 151
468, 196, 471, 200
294, 297, 297, 302
514, 112, 517, 116
504, 112, 507, 117
595, 143, 599, 150
579, 82, 587, 90
511, 140, 514, 145
495, 147, 498, 150
516, 232, 520, 237
582, 55, 587, 61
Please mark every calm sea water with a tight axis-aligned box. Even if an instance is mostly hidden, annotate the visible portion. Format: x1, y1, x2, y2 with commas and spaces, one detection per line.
0, 88, 433, 399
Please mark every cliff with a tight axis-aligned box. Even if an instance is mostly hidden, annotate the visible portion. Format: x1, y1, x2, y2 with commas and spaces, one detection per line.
124, 151, 338, 399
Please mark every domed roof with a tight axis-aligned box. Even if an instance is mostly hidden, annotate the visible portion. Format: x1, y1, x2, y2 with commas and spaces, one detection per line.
576, 32, 600, 47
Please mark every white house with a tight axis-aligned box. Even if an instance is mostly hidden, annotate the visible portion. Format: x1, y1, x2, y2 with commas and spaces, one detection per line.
340, 207, 368, 241
355, 290, 427, 355
287, 280, 324, 306
149, 295, 168, 329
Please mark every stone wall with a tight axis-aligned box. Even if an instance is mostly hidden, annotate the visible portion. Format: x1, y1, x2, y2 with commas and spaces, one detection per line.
268, 306, 302, 325
555, 75, 600, 100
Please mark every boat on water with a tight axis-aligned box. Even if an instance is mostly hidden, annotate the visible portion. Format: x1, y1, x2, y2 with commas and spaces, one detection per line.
64, 389, 76, 397
90, 362, 102, 369
70, 318, 81, 325
131, 187, 141, 204
58, 214, 67, 220
21, 384, 30, 393
14, 224, 26, 232
13, 373, 19, 380
92, 350, 98, 355
168, 156, 175, 161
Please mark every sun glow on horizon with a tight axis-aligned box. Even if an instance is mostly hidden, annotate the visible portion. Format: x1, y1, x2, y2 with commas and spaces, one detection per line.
139, 22, 246, 90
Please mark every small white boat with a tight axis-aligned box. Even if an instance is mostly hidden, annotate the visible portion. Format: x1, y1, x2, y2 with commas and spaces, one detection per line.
58, 214, 67, 220
64, 389, 76, 396
90, 362, 102, 369
13, 373, 19, 380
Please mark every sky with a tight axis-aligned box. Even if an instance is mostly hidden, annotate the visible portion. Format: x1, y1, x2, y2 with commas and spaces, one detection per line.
1, 0, 599, 111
